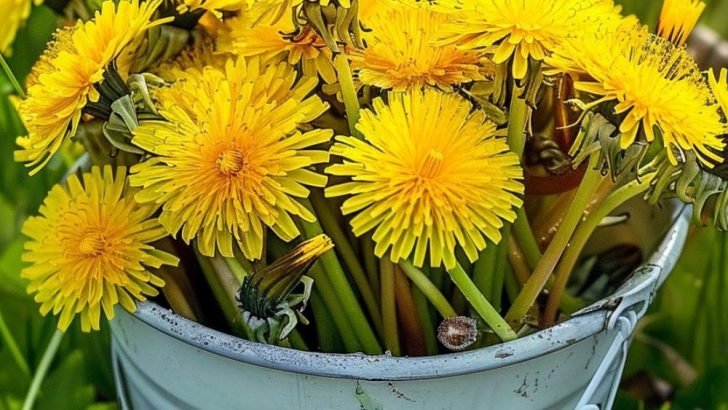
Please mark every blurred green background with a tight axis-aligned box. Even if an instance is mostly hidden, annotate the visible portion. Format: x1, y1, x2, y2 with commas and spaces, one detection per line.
0, 1, 727, 409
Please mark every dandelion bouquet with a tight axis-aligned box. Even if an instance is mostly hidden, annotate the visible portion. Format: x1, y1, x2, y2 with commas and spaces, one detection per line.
7, 0, 728, 357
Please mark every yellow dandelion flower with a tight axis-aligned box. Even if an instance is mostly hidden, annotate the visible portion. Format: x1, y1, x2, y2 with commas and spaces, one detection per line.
358, 0, 388, 23
326, 89, 523, 269
155, 34, 228, 81
437, 0, 620, 80
176, 0, 245, 16
1, 0, 41, 54
709, 68, 728, 126
657, 0, 705, 46
129, 57, 332, 260
21, 166, 178, 332
14, 0, 169, 175
547, 26, 725, 166
217, 3, 337, 84
348, 4, 492, 91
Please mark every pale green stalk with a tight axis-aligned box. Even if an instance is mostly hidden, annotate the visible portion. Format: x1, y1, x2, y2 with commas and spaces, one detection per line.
299, 202, 382, 354
448, 263, 517, 342
505, 153, 604, 324
0, 54, 25, 98
309, 190, 383, 338
543, 173, 656, 326
380, 259, 400, 355
334, 54, 363, 139
22, 330, 64, 410
0, 310, 30, 377
398, 260, 457, 318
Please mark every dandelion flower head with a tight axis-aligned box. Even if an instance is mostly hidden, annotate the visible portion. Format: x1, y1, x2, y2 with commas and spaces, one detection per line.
435, 0, 622, 80
217, 2, 337, 84
326, 88, 523, 269
547, 25, 725, 167
21, 166, 178, 332
14, 0, 169, 174
348, 3, 492, 91
130, 57, 332, 260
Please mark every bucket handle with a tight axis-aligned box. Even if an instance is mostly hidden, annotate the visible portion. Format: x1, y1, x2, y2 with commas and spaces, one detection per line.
573, 205, 690, 409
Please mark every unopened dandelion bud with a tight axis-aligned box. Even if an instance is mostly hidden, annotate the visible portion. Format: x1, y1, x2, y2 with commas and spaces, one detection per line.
237, 235, 333, 343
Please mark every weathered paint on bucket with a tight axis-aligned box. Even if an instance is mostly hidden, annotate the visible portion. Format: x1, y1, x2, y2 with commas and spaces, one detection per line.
111, 204, 689, 410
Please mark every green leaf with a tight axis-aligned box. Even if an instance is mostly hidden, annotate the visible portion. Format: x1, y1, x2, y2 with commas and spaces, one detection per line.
0, 194, 16, 247
0, 239, 29, 297
86, 403, 119, 410
672, 366, 728, 410
0, 349, 31, 400
73, 325, 117, 400
34, 350, 95, 410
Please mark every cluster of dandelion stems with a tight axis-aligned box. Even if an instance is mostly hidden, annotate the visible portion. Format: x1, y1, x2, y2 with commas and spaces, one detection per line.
10, 0, 728, 365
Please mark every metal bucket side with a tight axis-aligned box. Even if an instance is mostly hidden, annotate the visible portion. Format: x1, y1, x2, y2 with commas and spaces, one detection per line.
111, 204, 689, 410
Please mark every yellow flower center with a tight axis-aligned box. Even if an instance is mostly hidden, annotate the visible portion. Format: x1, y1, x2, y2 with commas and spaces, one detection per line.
419, 150, 444, 179
216, 148, 246, 176
79, 232, 108, 257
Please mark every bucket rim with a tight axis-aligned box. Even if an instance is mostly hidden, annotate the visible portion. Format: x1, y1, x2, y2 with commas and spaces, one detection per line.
115, 204, 690, 381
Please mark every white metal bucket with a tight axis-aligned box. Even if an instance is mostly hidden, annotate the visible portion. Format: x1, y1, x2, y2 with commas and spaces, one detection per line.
110, 204, 689, 410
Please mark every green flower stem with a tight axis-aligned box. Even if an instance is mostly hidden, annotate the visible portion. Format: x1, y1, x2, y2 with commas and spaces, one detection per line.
491, 224, 512, 311
419, 264, 437, 322
362, 234, 380, 297
288, 329, 309, 352
394, 267, 427, 356
505, 153, 604, 324
299, 206, 382, 354
157, 265, 200, 322
411, 286, 438, 356
559, 291, 587, 315
506, 87, 529, 157
508, 232, 586, 312
507, 235, 532, 285
21, 330, 64, 410
334, 54, 363, 139
309, 191, 383, 338
380, 259, 401, 356
224, 256, 250, 284
507, 236, 586, 315
503, 262, 520, 305
543, 173, 656, 327
0, 310, 30, 377
451, 286, 467, 315
155, 239, 205, 322
195, 247, 252, 340
447, 263, 517, 342
398, 260, 457, 318
513, 207, 543, 270
502, 84, 540, 306
0, 54, 25, 98
310, 289, 342, 352
307, 263, 362, 352
472, 243, 498, 300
